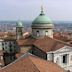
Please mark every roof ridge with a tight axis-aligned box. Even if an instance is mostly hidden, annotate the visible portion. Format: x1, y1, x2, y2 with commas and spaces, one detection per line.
29, 53, 48, 61
53, 38, 72, 46
35, 36, 71, 46
28, 54, 64, 72
28, 55, 40, 72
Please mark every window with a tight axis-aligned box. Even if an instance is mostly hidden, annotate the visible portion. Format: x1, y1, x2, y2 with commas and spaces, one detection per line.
2, 43, 4, 46
10, 56, 12, 60
9, 42, 12, 52
14, 45, 15, 48
45, 31, 48, 36
13, 41, 16, 44
5, 42, 7, 45
10, 56, 16, 61
5, 47, 7, 49
3, 47, 4, 50
63, 54, 67, 64
37, 31, 39, 37
9, 42, 12, 48
13, 56, 16, 59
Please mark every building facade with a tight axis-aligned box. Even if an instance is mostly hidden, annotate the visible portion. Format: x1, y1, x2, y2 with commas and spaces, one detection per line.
47, 46, 72, 71
31, 37, 72, 72
0, 38, 19, 66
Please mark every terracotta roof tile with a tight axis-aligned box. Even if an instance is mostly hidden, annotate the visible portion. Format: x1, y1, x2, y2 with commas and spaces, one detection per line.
0, 32, 15, 37
53, 32, 71, 42
15, 53, 23, 58
0, 53, 65, 72
33, 36, 71, 52
17, 36, 36, 46
29, 55, 65, 72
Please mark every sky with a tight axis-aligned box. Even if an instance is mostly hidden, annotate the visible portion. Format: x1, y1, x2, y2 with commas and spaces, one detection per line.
0, 0, 72, 21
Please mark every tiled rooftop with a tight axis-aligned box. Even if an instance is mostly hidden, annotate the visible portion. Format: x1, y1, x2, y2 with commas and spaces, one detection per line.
33, 36, 72, 52
17, 36, 36, 46
0, 53, 65, 72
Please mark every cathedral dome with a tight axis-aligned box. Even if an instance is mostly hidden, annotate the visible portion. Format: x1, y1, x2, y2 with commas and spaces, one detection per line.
32, 13, 52, 24
32, 6, 53, 24
32, 6, 54, 38
16, 20, 23, 27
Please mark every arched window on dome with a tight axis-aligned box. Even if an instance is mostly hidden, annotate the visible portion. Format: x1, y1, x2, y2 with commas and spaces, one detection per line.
36, 31, 39, 37
45, 31, 48, 36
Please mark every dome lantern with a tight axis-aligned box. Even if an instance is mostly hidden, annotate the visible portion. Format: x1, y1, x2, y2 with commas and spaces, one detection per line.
40, 5, 44, 15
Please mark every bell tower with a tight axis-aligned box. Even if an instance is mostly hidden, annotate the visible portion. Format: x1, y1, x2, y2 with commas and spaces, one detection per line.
16, 20, 23, 39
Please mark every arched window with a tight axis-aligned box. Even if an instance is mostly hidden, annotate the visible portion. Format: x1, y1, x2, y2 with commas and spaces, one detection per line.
45, 31, 48, 36
37, 31, 39, 37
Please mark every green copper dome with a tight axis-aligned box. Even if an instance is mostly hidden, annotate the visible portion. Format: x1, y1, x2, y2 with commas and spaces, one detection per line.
32, 7, 53, 24
32, 14, 52, 24
16, 20, 23, 27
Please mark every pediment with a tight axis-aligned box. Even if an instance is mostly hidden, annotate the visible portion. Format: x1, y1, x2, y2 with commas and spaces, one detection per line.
54, 46, 72, 53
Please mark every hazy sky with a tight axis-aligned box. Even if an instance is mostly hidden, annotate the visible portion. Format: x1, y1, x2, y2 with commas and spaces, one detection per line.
0, 0, 72, 21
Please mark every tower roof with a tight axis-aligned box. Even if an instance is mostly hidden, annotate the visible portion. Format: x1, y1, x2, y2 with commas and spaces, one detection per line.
32, 6, 53, 24
16, 20, 23, 27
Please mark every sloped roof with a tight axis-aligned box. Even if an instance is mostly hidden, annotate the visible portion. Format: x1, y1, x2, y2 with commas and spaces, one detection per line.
0, 53, 65, 72
17, 36, 36, 46
0, 32, 15, 36
53, 32, 70, 42
33, 36, 72, 52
